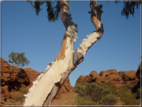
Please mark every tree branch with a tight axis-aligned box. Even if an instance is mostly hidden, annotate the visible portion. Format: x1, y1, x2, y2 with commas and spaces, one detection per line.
73, 0, 104, 66
23, 0, 104, 106
24, 0, 78, 106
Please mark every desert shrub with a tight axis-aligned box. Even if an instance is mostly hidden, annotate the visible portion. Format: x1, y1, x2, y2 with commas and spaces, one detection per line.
120, 91, 140, 105
11, 92, 24, 103
74, 83, 85, 93
19, 86, 28, 94
76, 96, 97, 105
74, 83, 88, 97
6, 99, 13, 105
135, 88, 142, 99
74, 82, 112, 104
76, 96, 86, 105
100, 94, 118, 105
84, 101, 98, 105
117, 85, 129, 97
104, 81, 117, 95
85, 82, 111, 102
136, 88, 140, 95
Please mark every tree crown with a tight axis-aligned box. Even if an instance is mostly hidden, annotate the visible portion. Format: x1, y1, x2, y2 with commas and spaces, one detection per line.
8, 52, 30, 68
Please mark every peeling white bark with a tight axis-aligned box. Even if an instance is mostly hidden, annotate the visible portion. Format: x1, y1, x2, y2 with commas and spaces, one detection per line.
24, 73, 44, 98
24, 51, 73, 105
45, 61, 55, 72
24, 1, 78, 105
77, 31, 102, 57
24, 37, 76, 105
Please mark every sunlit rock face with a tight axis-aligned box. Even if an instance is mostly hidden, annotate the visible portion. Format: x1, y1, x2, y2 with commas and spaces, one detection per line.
76, 69, 139, 91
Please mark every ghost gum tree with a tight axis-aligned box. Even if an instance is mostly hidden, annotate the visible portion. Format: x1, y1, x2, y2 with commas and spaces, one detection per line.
24, 0, 141, 106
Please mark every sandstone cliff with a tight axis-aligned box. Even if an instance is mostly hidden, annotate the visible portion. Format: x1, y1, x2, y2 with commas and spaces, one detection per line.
76, 68, 140, 91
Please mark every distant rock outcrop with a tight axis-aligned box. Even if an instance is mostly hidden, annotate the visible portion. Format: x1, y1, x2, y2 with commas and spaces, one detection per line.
1, 58, 74, 104
76, 69, 140, 91
76, 75, 86, 83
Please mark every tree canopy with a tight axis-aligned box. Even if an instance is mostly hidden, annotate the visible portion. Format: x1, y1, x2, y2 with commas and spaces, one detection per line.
8, 52, 30, 68
29, 0, 142, 21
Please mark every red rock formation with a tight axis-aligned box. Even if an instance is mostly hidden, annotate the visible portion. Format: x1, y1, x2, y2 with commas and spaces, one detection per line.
76, 69, 139, 91
22, 68, 43, 88
99, 69, 121, 81
85, 75, 92, 83
120, 70, 136, 81
76, 75, 86, 83
1, 58, 31, 101
89, 71, 99, 79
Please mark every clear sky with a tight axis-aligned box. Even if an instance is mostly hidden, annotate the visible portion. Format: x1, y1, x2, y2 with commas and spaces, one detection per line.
1, 1, 141, 86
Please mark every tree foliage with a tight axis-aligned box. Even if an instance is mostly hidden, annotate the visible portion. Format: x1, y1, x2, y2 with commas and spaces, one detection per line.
74, 82, 118, 105
121, 1, 141, 19
8, 52, 30, 68
31, 0, 141, 22
30, 0, 60, 22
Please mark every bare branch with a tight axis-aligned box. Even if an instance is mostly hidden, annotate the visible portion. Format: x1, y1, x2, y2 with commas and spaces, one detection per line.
73, 0, 104, 66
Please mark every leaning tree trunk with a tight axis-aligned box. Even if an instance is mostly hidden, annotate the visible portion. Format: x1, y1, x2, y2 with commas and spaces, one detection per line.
24, 0, 104, 106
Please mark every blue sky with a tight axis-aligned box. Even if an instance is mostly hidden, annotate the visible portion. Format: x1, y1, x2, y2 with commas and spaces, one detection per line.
1, 1, 141, 86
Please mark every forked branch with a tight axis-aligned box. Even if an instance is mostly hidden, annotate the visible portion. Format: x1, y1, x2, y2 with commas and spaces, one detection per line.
73, 0, 104, 66
24, 0, 104, 106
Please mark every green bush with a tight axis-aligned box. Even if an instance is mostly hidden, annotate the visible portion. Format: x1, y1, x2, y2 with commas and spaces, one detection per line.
116, 86, 129, 97
85, 101, 98, 105
74, 83, 88, 97
19, 86, 28, 94
136, 88, 142, 99
137, 88, 140, 96
11, 92, 24, 103
9, 86, 28, 105
74, 82, 112, 104
85, 82, 111, 102
76, 96, 86, 105
76, 96, 97, 105
104, 81, 117, 95
120, 91, 140, 105
101, 94, 118, 105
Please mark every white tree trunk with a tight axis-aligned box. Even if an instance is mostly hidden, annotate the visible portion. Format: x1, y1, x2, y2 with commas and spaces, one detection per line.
24, 0, 104, 106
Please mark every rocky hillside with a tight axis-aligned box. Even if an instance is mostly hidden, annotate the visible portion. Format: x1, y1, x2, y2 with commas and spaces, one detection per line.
0, 58, 74, 105
76, 68, 140, 91
1, 57, 141, 105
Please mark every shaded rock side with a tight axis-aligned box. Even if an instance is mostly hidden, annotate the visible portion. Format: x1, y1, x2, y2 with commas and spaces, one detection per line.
1, 58, 40, 102
55, 77, 75, 99
132, 61, 142, 92
119, 70, 137, 81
